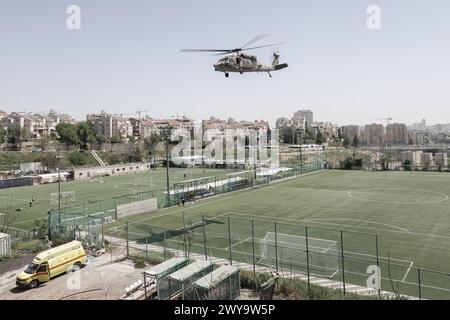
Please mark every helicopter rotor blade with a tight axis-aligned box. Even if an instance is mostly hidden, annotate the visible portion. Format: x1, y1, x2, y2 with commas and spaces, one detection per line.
240, 34, 270, 49
180, 49, 231, 53
243, 43, 286, 52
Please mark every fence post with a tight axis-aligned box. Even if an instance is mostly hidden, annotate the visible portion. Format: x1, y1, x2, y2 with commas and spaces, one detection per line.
47, 210, 51, 240
182, 212, 187, 258
145, 225, 148, 260
418, 269, 422, 300
82, 203, 86, 229
305, 226, 311, 295
163, 228, 167, 259
114, 198, 118, 220
202, 216, 207, 260
274, 222, 278, 274
228, 217, 232, 265
375, 234, 381, 297
340, 231, 346, 296
101, 217, 104, 243
252, 220, 256, 290
126, 221, 129, 257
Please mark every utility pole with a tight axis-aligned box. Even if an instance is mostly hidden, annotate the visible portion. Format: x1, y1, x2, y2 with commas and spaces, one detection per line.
297, 128, 304, 175
56, 149, 63, 226
160, 125, 174, 207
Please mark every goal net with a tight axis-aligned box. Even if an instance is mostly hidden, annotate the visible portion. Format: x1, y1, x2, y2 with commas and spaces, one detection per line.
50, 191, 76, 206
128, 189, 144, 200
134, 175, 154, 187
259, 232, 339, 278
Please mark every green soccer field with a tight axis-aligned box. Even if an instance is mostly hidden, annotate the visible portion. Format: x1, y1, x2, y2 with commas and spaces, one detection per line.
0, 167, 239, 230
108, 170, 450, 299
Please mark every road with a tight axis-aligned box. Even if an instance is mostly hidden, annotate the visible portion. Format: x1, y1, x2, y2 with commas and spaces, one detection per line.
0, 252, 144, 300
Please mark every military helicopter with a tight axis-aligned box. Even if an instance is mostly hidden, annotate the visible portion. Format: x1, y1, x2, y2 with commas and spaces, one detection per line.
180, 34, 288, 78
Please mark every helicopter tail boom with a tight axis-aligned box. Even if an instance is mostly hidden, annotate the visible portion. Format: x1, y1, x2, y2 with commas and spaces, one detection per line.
274, 63, 288, 71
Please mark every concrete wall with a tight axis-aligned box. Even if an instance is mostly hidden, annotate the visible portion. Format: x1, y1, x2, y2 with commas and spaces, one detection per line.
73, 162, 152, 180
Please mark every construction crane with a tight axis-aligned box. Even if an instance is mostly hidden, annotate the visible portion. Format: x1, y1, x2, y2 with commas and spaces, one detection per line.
136, 108, 151, 119
373, 117, 393, 125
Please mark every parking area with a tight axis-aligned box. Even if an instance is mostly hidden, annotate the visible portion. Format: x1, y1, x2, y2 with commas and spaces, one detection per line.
0, 252, 144, 300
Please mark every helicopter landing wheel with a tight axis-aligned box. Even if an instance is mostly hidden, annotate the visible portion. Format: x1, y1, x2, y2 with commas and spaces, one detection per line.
225, 72, 229, 78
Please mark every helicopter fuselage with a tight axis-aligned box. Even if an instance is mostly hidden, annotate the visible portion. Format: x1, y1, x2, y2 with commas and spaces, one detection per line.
213, 54, 273, 74
213, 53, 287, 78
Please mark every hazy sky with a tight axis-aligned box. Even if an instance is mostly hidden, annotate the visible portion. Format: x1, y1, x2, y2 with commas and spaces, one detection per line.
1, 1, 449, 126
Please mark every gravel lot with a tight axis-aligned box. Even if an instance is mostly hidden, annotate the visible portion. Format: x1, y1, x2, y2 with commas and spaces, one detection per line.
0, 252, 145, 300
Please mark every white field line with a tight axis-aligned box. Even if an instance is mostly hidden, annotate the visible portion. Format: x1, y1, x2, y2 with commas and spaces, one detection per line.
227, 211, 450, 241
402, 261, 415, 282
117, 171, 326, 226
228, 211, 412, 234
225, 237, 251, 250
0, 195, 31, 202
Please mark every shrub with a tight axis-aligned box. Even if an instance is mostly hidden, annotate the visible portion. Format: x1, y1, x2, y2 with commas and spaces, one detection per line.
129, 251, 172, 269
12, 239, 48, 254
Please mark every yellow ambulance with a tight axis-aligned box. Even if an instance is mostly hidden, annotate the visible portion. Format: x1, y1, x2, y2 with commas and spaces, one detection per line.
16, 240, 88, 289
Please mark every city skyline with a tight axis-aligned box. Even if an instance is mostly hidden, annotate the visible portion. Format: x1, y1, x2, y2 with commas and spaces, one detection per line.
0, 106, 446, 129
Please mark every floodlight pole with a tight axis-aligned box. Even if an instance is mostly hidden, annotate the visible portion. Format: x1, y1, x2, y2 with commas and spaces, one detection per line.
56, 149, 63, 226
160, 125, 173, 207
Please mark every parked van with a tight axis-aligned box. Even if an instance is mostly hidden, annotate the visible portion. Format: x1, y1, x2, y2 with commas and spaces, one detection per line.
16, 240, 87, 289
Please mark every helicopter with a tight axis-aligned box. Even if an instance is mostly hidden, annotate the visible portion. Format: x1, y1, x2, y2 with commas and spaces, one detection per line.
180, 34, 288, 78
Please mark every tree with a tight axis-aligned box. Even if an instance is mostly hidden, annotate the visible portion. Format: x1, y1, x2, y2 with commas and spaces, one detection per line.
279, 127, 297, 144
76, 122, 95, 150
36, 137, 48, 151
56, 123, 79, 149
68, 151, 90, 166
402, 159, 412, 171
110, 134, 122, 151
95, 133, 107, 148
343, 136, 351, 148
6, 124, 27, 150
128, 146, 144, 162
0, 127, 6, 144
341, 157, 354, 170
144, 133, 161, 157
315, 131, 326, 145
352, 134, 360, 148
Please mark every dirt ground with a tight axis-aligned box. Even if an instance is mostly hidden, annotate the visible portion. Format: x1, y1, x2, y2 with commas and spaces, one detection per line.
0, 251, 144, 300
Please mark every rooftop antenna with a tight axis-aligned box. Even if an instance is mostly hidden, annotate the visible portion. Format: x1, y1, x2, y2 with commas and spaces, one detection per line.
372, 117, 393, 125
136, 108, 151, 120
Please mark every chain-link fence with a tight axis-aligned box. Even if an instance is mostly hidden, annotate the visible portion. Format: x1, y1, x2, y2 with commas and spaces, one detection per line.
108, 212, 450, 300
48, 153, 325, 239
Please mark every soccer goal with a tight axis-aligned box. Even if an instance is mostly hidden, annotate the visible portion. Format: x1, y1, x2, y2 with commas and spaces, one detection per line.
133, 175, 155, 187
50, 191, 76, 206
128, 189, 144, 200
259, 232, 340, 278
90, 177, 105, 183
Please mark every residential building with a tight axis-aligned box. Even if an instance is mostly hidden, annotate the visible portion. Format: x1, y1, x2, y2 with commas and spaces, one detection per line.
363, 123, 385, 145
293, 110, 313, 126
87, 111, 133, 140
0, 110, 8, 121
386, 123, 408, 145
341, 125, 360, 140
